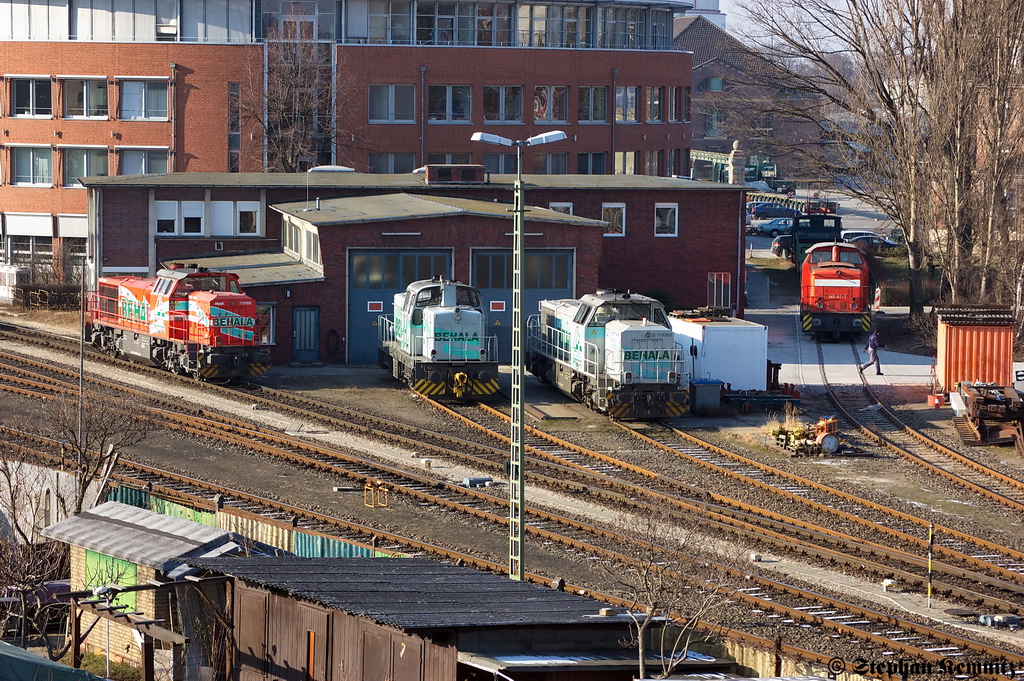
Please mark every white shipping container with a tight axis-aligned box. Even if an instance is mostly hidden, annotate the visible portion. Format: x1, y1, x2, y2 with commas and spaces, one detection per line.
0, 266, 31, 304
670, 315, 768, 391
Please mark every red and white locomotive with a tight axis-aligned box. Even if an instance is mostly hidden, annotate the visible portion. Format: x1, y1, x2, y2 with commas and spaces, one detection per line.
799, 241, 872, 340
86, 264, 271, 379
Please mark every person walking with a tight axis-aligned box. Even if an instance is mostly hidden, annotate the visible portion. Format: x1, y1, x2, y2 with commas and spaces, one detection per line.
859, 327, 886, 375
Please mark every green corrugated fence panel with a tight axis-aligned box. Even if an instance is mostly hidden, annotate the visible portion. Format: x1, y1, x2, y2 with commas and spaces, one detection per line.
293, 531, 375, 558
148, 497, 217, 526
108, 485, 149, 509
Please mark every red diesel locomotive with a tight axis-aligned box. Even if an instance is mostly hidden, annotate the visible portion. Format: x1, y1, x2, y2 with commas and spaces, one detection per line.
86, 264, 271, 379
800, 242, 872, 340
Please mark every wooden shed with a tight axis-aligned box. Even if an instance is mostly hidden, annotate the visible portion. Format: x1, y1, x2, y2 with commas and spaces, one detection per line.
934, 306, 1016, 391
187, 556, 734, 681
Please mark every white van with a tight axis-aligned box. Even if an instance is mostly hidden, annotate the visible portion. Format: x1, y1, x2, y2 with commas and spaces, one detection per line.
841, 229, 876, 242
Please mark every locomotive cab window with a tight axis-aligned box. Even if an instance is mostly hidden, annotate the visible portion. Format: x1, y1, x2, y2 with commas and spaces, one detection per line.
839, 251, 864, 264
415, 286, 441, 306
573, 304, 593, 325
455, 286, 480, 308
591, 302, 668, 327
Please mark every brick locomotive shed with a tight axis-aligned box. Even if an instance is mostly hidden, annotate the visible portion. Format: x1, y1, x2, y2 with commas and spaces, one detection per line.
81, 168, 746, 365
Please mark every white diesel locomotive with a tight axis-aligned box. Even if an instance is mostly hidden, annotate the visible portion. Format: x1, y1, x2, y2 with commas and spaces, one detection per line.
378, 277, 500, 399
527, 290, 688, 419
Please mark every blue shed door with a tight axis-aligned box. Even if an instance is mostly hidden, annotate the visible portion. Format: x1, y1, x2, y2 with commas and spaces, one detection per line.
292, 306, 320, 363
348, 250, 450, 364
472, 250, 574, 364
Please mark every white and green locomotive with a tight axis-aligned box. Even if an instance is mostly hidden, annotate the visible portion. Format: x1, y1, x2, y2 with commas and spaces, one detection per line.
527, 290, 688, 418
379, 277, 500, 399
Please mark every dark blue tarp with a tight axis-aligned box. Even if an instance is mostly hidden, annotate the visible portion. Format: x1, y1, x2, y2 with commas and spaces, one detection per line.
0, 641, 102, 681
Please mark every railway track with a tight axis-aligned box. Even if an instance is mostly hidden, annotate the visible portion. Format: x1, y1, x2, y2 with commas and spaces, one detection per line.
817, 340, 1024, 516
6, 331, 1024, 673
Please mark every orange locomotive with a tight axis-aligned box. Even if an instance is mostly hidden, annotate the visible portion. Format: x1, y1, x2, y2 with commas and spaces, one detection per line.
86, 264, 271, 379
799, 241, 872, 340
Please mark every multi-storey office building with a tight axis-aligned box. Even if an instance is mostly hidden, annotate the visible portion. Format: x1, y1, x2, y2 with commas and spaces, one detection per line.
0, 0, 693, 283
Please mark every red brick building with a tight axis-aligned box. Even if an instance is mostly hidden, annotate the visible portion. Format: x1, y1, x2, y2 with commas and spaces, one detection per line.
0, 0, 695, 283
82, 169, 746, 364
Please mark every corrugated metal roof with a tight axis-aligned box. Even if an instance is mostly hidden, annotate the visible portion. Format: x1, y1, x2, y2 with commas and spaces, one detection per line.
272, 193, 607, 227
79, 171, 745, 192
934, 305, 1016, 325
42, 502, 234, 572
188, 556, 628, 629
161, 252, 324, 287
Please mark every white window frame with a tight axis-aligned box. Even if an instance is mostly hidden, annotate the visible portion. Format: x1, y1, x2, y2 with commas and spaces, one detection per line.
655, 203, 677, 237
256, 303, 277, 344
427, 84, 471, 122
368, 84, 416, 123
118, 148, 169, 174
120, 79, 170, 120
10, 78, 52, 117
182, 201, 204, 235
614, 86, 637, 122
211, 200, 261, 237
155, 200, 178, 235
578, 86, 606, 123
483, 85, 522, 123
61, 146, 109, 187
708, 272, 731, 308
613, 151, 637, 175
63, 78, 109, 118
11, 146, 53, 186
533, 85, 568, 123
646, 86, 663, 122
602, 203, 625, 237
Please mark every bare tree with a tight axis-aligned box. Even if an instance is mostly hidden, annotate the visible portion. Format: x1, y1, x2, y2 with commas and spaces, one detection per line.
241, 19, 365, 172
728, 0, 1024, 316
0, 448, 72, 659
603, 511, 745, 679
44, 394, 151, 514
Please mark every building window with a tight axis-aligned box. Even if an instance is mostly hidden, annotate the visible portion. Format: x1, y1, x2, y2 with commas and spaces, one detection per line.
614, 86, 637, 121
182, 201, 203, 235
63, 148, 108, 187
473, 251, 570, 289
9, 236, 53, 267
655, 203, 677, 236
533, 86, 567, 122
483, 85, 522, 122
474, 3, 513, 46
668, 149, 680, 176
699, 77, 730, 92
12, 147, 53, 185
369, 0, 413, 44
708, 272, 731, 308
577, 152, 606, 175
577, 86, 606, 122
602, 203, 625, 237
549, 202, 572, 214
121, 81, 168, 119
155, 201, 177, 234
668, 86, 680, 122
532, 152, 567, 174
369, 84, 415, 122
648, 150, 662, 176
427, 153, 472, 164
228, 82, 241, 172
211, 200, 261, 237
256, 303, 276, 344
613, 151, 637, 175
647, 86, 663, 122
483, 153, 517, 174
64, 79, 108, 118
304, 229, 321, 265
12, 79, 52, 116
706, 111, 726, 138
427, 85, 471, 122
121, 149, 168, 174
683, 86, 692, 122
368, 152, 416, 173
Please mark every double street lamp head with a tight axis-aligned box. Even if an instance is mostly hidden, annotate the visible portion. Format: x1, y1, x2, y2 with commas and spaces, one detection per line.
471, 130, 567, 148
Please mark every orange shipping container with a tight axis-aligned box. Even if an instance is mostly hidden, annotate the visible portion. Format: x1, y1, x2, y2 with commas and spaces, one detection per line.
935, 307, 1015, 391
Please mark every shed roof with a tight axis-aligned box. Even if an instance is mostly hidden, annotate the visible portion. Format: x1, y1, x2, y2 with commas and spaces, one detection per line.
42, 502, 238, 574
161, 251, 324, 288
934, 306, 1016, 326
188, 557, 628, 630
79, 171, 744, 192
271, 193, 607, 227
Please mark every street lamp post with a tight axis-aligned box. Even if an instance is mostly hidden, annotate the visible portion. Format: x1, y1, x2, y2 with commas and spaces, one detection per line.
471, 130, 567, 580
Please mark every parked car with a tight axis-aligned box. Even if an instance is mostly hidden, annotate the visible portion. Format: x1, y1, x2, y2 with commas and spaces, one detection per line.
803, 198, 840, 214
752, 203, 801, 219
771, 234, 794, 258
849, 235, 900, 252
841, 230, 877, 242
759, 218, 794, 237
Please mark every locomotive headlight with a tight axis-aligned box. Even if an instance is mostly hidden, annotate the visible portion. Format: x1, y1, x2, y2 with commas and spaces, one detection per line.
624, 371, 633, 384
816, 301, 824, 309
851, 301, 858, 309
